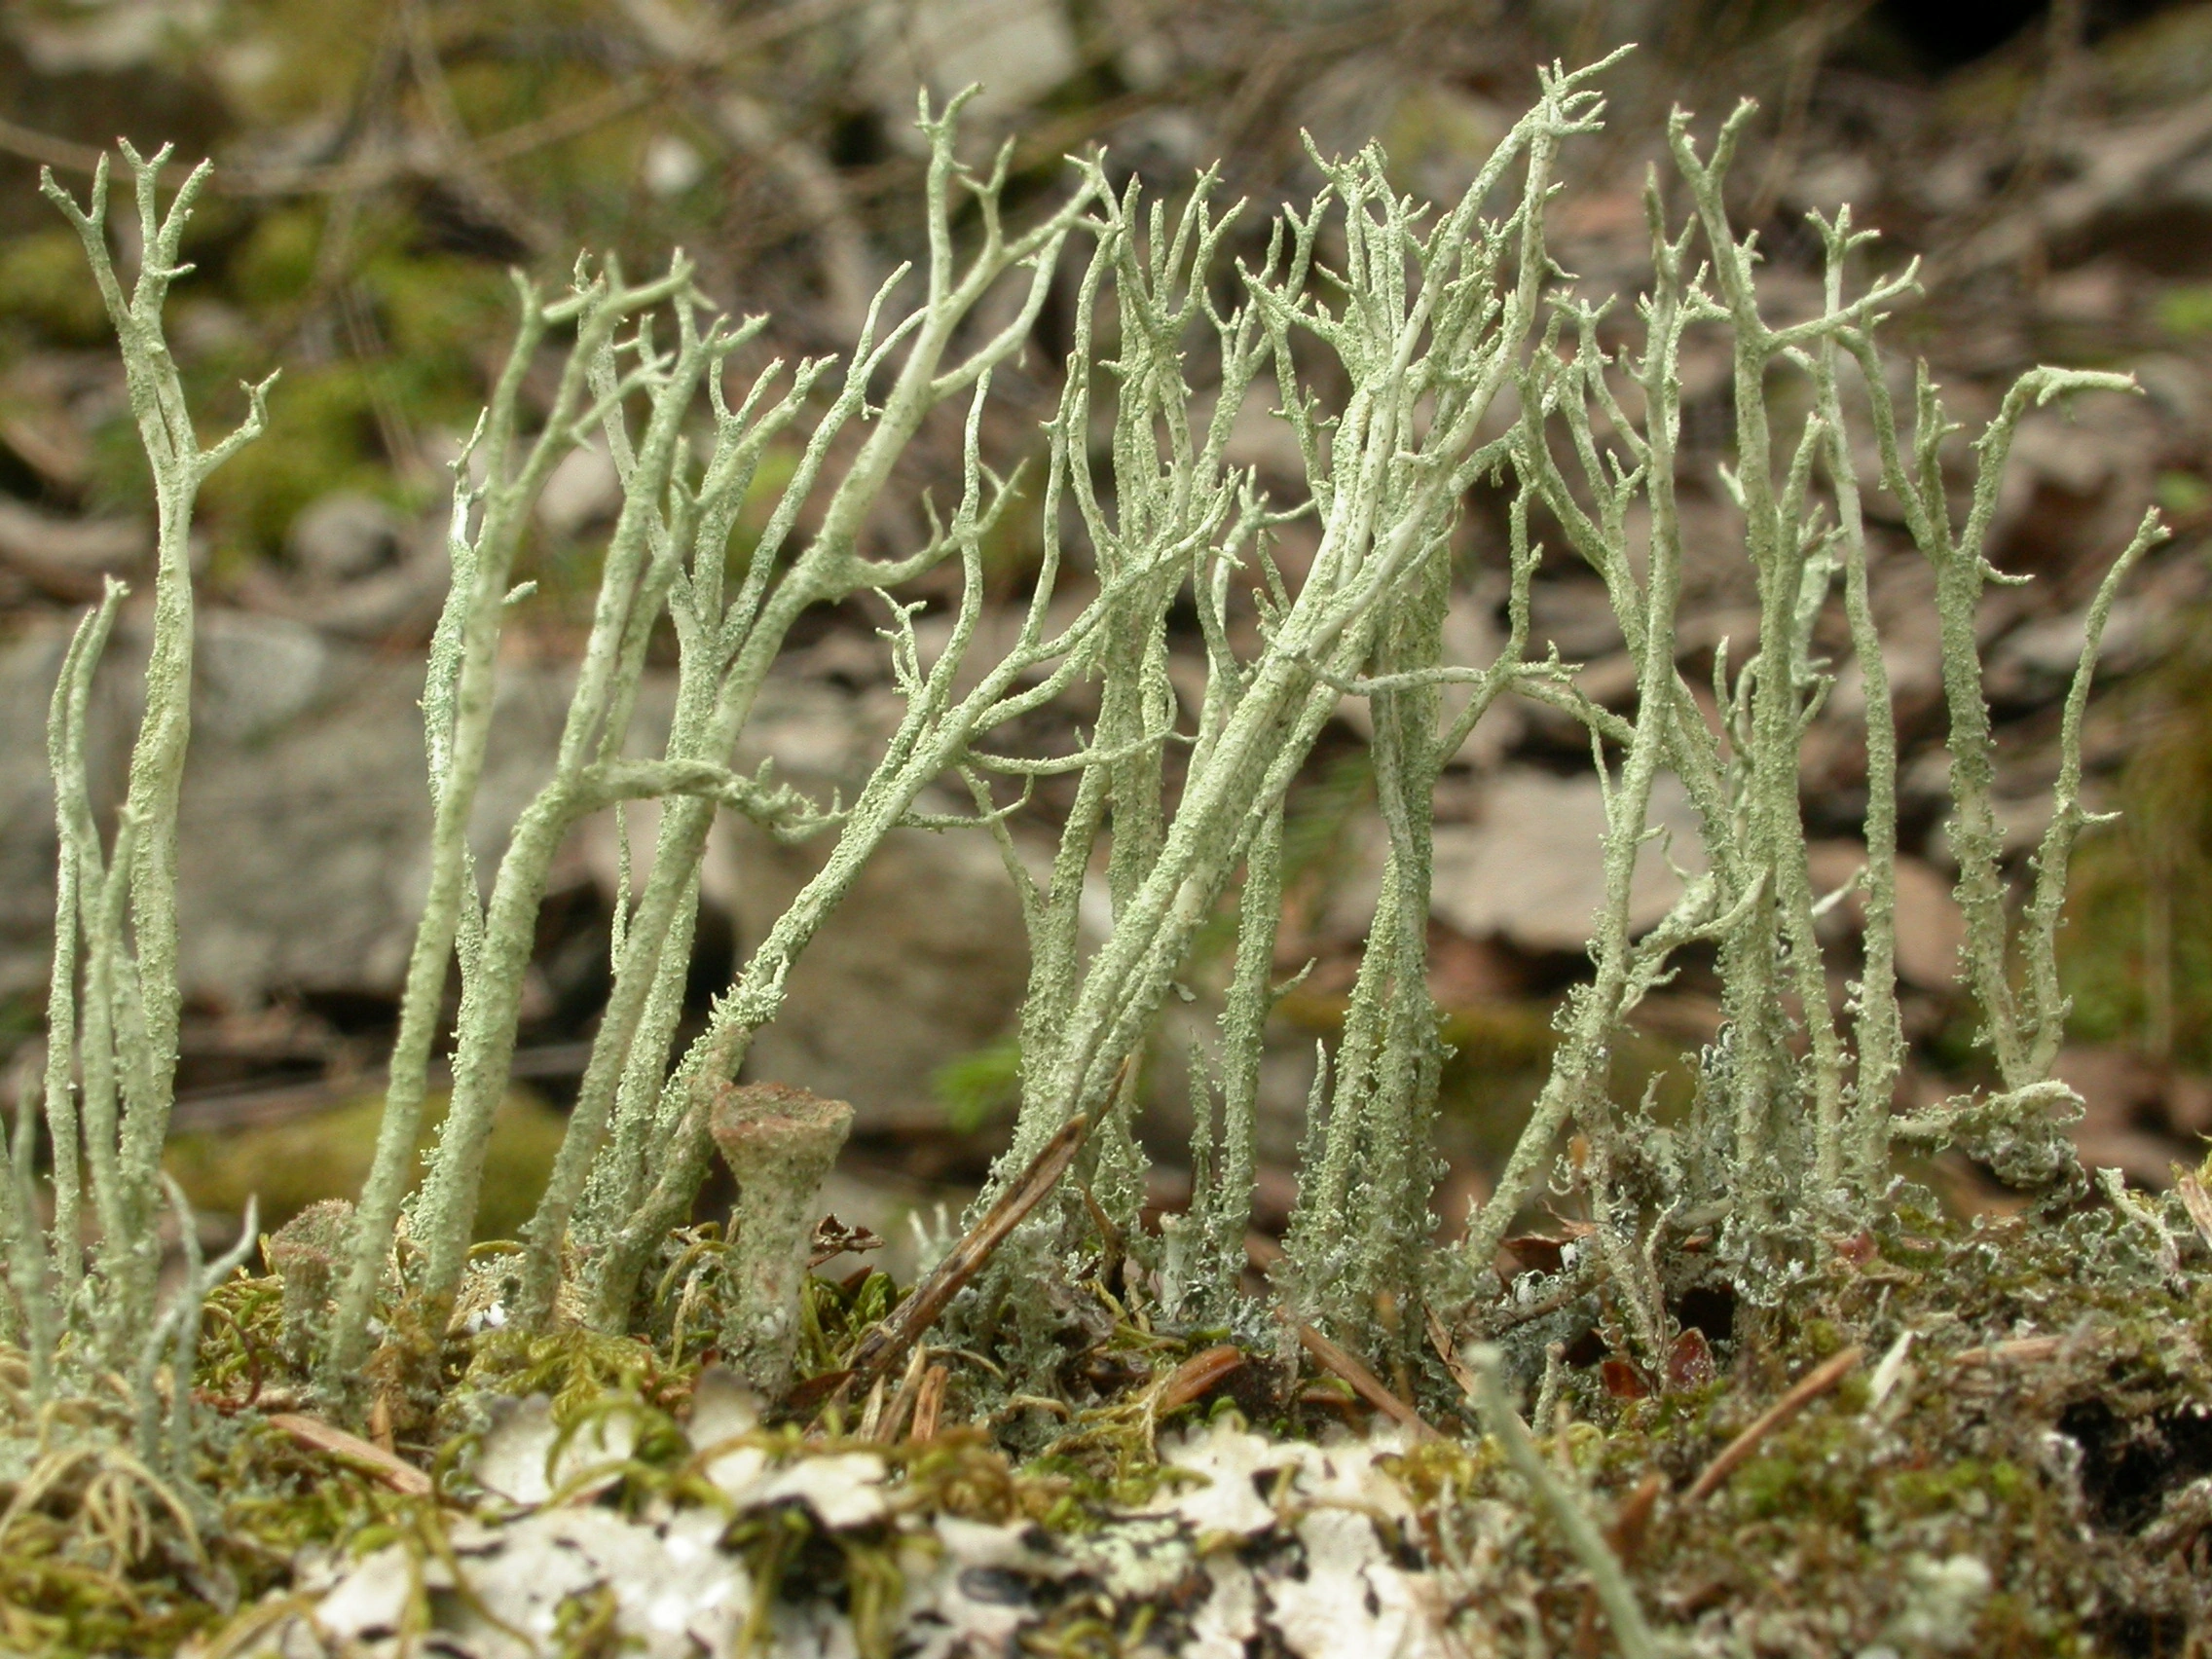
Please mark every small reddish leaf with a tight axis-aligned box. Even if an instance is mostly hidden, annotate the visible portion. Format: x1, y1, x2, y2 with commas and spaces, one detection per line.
1601, 1359, 1651, 1400
1832, 1231, 1877, 1266
1668, 1327, 1716, 1390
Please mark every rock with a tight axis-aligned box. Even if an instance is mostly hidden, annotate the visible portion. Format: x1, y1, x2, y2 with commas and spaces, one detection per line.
194, 608, 330, 742
1805, 841, 1967, 992
2054, 1044, 2212, 1185
1891, 856, 1968, 992
535, 444, 623, 538
1427, 767, 1707, 953
1219, 379, 1309, 485
583, 673, 1033, 1132
171, 620, 574, 1009
860, 0, 1078, 123
1988, 597, 2149, 702
726, 819, 1031, 1132
286, 492, 406, 583
0, 599, 1032, 1137
0, 610, 573, 1009
0, 626, 73, 997
0, 498, 148, 599
1528, 576, 1627, 660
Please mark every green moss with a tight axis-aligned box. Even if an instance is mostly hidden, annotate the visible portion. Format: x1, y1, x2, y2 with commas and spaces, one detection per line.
0, 228, 113, 345
195, 362, 391, 555
934, 1035, 1023, 1132
229, 205, 327, 312
163, 1088, 570, 1241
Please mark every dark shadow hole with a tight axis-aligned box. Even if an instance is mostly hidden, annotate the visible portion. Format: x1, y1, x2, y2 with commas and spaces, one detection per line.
2058, 1396, 2212, 1534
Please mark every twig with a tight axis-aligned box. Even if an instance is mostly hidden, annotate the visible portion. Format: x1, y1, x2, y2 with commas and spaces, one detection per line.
1686, 1346, 1862, 1502
266, 1412, 432, 1496
842, 1114, 1090, 1387
870, 1346, 930, 1445
1425, 1307, 1482, 1399
1295, 1323, 1438, 1440
0, 115, 105, 175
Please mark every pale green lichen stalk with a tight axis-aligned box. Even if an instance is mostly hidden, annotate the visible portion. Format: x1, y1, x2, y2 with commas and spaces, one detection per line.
9, 145, 272, 1493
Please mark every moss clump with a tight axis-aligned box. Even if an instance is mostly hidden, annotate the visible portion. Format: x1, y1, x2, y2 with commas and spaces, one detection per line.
8, 1201, 2212, 1655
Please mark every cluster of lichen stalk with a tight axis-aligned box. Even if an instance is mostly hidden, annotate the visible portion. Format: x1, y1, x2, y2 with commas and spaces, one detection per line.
0, 55, 2159, 1468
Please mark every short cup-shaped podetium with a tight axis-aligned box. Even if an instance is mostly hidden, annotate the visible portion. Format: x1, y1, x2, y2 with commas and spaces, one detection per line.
711, 1082, 854, 1398
265, 1198, 354, 1371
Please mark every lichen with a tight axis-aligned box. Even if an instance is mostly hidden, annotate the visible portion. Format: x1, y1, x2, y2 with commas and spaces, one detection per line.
5, 47, 2201, 1655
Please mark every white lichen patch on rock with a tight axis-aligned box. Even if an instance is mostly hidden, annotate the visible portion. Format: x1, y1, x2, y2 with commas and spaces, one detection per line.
280, 1506, 750, 1659
468, 1391, 640, 1506
226, 1402, 1489, 1658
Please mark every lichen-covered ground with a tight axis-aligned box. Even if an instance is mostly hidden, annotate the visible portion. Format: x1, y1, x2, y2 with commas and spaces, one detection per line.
8, 1186, 2212, 1658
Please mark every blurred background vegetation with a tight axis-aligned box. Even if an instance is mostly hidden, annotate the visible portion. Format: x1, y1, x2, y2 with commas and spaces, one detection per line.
4, 0, 2212, 1256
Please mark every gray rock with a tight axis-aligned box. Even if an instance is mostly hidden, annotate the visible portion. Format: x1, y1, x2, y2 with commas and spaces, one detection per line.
719, 808, 1030, 1133
194, 609, 331, 743
286, 492, 407, 583
1805, 841, 1965, 992
592, 674, 1032, 1131
0, 626, 74, 998
859, 0, 1078, 124
0, 609, 571, 1009
1428, 767, 1706, 954
0, 605, 1032, 1133
535, 445, 623, 538
0, 500, 148, 599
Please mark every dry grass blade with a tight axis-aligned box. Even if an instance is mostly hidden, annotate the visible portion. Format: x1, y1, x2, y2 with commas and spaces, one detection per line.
1425, 1308, 1482, 1398
870, 1346, 931, 1445
1686, 1346, 1862, 1502
843, 1115, 1090, 1387
2175, 1169, 2212, 1255
1952, 1335, 2067, 1366
909, 1365, 949, 1442
1296, 1323, 1437, 1440
266, 1412, 432, 1496
856, 1377, 888, 1439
